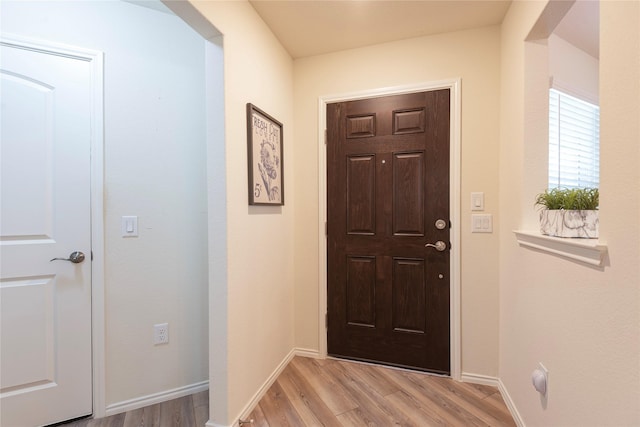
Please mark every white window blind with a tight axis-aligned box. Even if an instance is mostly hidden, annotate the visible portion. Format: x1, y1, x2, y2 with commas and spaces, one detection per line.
548, 88, 600, 189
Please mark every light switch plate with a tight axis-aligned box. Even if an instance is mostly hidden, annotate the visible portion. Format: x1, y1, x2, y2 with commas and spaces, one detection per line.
471, 214, 493, 233
121, 216, 138, 237
471, 192, 484, 211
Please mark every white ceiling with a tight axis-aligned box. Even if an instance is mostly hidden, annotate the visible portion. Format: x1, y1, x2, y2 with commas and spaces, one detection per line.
249, 0, 512, 59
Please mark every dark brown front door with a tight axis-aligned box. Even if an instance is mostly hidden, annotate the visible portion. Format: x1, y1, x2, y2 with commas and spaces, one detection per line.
327, 90, 450, 374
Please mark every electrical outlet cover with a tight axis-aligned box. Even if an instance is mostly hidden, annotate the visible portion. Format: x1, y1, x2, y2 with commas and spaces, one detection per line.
153, 323, 169, 345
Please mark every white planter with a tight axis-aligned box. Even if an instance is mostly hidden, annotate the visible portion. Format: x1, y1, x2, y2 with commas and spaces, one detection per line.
539, 210, 599, 238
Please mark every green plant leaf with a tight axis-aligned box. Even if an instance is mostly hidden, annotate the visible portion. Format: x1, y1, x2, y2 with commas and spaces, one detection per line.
535, 187, 599, 210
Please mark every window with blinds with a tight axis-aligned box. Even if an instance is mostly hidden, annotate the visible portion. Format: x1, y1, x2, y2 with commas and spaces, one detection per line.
548, 88, 600, 189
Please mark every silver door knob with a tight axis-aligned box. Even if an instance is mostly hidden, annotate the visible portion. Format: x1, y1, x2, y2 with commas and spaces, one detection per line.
435, 219, 447, 230
425, 241, 447, 252
50, 251, 85, 264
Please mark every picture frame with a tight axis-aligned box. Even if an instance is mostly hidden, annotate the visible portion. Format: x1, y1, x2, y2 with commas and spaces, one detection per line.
247, 103, 284, 205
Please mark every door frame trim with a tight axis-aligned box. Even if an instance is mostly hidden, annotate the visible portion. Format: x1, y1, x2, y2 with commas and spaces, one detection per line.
88, 45, 106, 420
1, 34, 107, 417
317, 79, 462, 379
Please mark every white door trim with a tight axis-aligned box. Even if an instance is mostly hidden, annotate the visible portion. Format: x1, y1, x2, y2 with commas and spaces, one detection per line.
317, 79, 462, 379
0, 34, 106, 417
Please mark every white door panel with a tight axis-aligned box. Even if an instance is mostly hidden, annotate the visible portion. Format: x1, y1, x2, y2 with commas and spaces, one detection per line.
0, 71, 54, 239
1, 39, 93, 426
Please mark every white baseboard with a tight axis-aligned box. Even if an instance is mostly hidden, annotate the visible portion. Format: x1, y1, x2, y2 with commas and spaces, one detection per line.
462, 373, 525, 427
461, 372, 500, 387
221, 348, 323, 427
498, 378, 526, 427
294, 347, 322, 359
229, 348, 298, 427
105, 380, 209, 417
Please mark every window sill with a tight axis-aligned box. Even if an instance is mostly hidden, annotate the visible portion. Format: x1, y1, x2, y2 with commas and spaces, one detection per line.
513, 230, 608, 268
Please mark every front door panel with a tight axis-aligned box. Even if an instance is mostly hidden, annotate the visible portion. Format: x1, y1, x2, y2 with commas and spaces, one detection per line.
327, 90, 450, 373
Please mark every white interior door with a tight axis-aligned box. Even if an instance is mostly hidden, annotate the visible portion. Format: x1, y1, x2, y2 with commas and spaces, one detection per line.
1, 38, 94, 426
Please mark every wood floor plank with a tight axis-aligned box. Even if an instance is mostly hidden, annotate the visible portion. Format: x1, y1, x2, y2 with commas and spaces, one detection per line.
376, 367, 488, 426
413, 374, 492, 427
277, 363, 342, 427
450, 380, 500, 400
325, 359, 414, 426
335, 407, 384, 427
311, 357, 330, 367
277, 375, 325, 427
192, 389, 209, 408
247, 403, 270, 427
259, 379, 306, 426
122, 402, 161, 427
290, 356, 359, 416
424, 376, 516, 426
97, 413, 126, 427
194, 404, 209, 427
374, 368, 461, 425
158, 395, 196, 427
338, 359, 402, 397
192, 390, 209, 427
385, 389, 454, 426
484, 391, 517, 419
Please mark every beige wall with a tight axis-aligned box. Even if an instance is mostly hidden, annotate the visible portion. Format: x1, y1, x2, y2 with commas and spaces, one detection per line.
190, 2, 296, 425
499, 1, 640, 425
293, 26, 502, 378
2, 0, 210, 410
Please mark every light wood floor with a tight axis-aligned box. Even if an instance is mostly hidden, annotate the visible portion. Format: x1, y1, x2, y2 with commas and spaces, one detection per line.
60, 356, 515, 427
57, 390, 208, 427
247, 357, 515, 427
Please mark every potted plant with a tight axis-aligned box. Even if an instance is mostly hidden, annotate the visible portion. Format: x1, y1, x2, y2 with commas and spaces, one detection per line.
535, 188, 599, 238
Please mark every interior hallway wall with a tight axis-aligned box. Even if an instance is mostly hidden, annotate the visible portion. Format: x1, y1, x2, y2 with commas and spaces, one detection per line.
189, 2, 296, 425
1, 0, 209, 410
498, 1, 640, 425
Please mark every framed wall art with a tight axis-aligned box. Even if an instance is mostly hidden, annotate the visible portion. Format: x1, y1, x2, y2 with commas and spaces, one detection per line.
247, 103, 284, 205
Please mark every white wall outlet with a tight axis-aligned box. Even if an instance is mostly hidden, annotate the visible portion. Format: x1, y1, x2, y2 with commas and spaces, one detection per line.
153, 323, 169, 345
